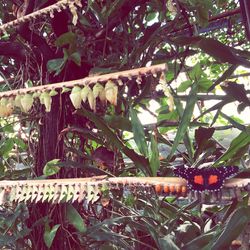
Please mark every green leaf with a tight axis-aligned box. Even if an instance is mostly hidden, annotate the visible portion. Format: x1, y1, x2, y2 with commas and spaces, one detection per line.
197, 78, 213, 92
149, 134, 160, 176
47, 58, 65, 76
208, 65, 237, 92
189, 63, 202, 81
146, 12, 157, 22
213, 130, 250, 165
43, 159, 60, 176
66, 204, 87, 233
70, 52, 81, 66
79, 15, 91, 27
44, 223, 60, 249
0, 138, 14, 158
158, 235, 180, 250
177, 80, 192, 92
130, 108, 149, 157
104, 115, 132, 131
157, 110, 178, 124
168, 83, 198, 159
55, 32, 76, 47
219, 112, 246, 131
211, 207, 250, 250
78, 108, 151, 175
182, 232, 217, 250
13, 138, 27, 150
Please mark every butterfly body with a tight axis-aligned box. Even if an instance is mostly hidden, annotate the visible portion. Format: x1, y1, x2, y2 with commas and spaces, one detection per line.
173, 165, 239, 192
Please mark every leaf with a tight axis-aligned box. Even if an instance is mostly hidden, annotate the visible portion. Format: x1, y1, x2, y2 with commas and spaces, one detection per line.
221, 81, 250, 105
70, 51, 81, 66
168, 83, 198, 159
43, 159, 60, 176
104, 115, 132, 131
44, 223, 60, 249
182, 232, 216, 250
197, 38, 250, 67
219, 112, 246, 131
208, 65, 237, 91
0, 138, 14, 158
211, 207, 250, 250
177, 80, 192, 92
158, 235, 180, 250
197, 78, 213, 92
149, 134, 160, 177
55, 32, 76, 47
78, 108, 151, 175
173, 36, 202, 46
189, 63, 202, 81
130, 108, 149, 157
66, 204, 87, 233
146, 12, 157, 22
213, 130, 250, 165
173, 36, 250, 67
47, 58, 65, 76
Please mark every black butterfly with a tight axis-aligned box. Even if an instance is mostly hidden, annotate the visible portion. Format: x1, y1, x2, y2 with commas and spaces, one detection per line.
173, 165, 239, 192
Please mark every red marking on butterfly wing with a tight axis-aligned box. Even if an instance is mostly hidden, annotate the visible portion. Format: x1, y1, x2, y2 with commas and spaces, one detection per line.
208, 175, 218, 185
194, 175, 204, 185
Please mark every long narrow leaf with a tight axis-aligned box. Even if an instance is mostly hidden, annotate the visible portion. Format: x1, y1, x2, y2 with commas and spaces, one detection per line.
211, 207, 250, 250
130, 108, 149, 157
78, 108, 151, 175
149, 133, 160, 176
168, 83, 198, 160
44, 223, 60, 249
219, 111, 246, 131
182, 232, 217, 250
66, 204, 87, 233
213, 130, 250, 165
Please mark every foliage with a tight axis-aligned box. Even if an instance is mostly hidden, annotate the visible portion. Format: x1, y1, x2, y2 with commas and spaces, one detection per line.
0, 0, 249, 249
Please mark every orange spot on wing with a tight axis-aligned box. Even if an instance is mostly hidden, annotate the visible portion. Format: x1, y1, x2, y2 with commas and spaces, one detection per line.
194, 175, 204, 185
208, 175, 218, 184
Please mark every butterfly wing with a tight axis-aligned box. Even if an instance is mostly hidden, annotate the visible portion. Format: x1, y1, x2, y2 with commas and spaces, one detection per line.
185, 168, 207, 192
173, 165, 188, 179
203, 167, 224, 191
173, 165, 239, 192
203, 166, 239, 191
174, 166, 206, 192
221, 166, 239, 179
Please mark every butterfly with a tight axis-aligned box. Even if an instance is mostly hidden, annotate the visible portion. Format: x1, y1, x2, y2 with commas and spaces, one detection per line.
173, 165, 239, 192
